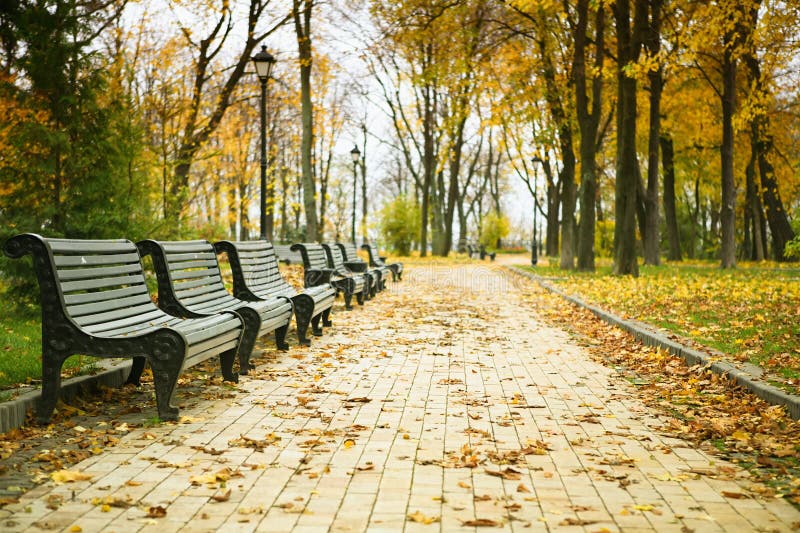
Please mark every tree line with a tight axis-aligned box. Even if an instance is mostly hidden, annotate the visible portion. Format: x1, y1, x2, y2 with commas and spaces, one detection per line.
1, 0, 798, 276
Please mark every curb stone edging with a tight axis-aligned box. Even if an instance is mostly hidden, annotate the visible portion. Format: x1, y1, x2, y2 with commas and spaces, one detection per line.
506, 265, 800, 420
0, 360, 133, 434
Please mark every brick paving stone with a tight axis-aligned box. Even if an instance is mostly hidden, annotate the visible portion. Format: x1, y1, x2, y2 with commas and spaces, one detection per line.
2, 263, 800, 532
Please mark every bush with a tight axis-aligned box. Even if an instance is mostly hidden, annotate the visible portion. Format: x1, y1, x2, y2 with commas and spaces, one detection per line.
479, 212, 510, 251
378, 195, 420, 256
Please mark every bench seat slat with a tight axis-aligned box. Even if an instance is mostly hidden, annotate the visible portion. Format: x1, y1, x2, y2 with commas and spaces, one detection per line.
60, 274, 145, 293
54, 252, 142, 267
67, 293, 154, 317
47, 239, 132, 254
57, 263, 143, 281
63, 285, 148, 305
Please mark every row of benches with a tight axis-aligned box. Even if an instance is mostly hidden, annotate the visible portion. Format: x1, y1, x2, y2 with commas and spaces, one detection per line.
2, 234, 403, 425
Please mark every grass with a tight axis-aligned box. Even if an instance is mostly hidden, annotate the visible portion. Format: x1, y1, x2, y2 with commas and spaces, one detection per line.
521, 258, 800, 388
0, 286, 99, 391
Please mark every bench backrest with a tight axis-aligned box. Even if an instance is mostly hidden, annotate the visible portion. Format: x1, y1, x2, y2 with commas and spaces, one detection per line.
3, 234, 164, 337
362, 243, 385, 267
337, 242, 364, 263
322, 243, 348, 272
290, 243, 329, 270
214, 240, 295, 300
273, 244, 303, 265
137, 239, 236, 317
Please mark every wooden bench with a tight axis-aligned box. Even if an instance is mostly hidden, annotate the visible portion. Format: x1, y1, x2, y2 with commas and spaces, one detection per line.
273, 244, 303, 265
362, 243, 404, 281
322, 243, 379, 298
2, 234, 245, 423
214, 240, 336, 346
290, 243, 367, 310
136, 240, 293, 374
335, 242, 389, 292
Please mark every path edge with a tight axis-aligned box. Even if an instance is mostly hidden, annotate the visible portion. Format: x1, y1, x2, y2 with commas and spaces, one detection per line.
0, 360, 132, 434
506, 265, 800, 420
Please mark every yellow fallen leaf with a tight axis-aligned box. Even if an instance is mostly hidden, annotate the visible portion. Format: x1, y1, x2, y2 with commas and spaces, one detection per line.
731, 430, 750, 442
343, 439, 355, 449
69, 526, 82, 532
101, 504, 111, 512
51, 470, 93, 483
408, 510, 439, 524
458, 481, 472, 489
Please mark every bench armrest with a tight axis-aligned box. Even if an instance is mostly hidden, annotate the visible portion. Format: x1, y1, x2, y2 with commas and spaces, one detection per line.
305, 268, 334, 288
344, 261, 367, 273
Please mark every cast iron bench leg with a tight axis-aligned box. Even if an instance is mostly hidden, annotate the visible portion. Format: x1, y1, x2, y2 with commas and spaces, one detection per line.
38, 350, 68, 424
293, 295, 314, 346
276, 324, 290, 351
321, 307, 332, 328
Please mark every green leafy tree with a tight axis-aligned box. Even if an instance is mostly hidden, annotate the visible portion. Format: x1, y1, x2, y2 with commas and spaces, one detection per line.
378, 196, 420, 256
479, 211, 510, 251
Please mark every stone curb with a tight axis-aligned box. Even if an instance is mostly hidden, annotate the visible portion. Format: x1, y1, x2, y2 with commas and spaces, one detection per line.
506, 265, 800, 420
0, 360, 132, 434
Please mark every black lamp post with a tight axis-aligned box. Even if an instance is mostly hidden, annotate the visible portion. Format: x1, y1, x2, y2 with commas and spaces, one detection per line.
350, 145, 361, 244
531, 156, 543, 266
251, 45, 276, 239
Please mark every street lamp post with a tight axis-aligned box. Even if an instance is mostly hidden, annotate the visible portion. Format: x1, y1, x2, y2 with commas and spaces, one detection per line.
531, 156, 543, 266
350, 145, 361, 244
251, 46, 276, 240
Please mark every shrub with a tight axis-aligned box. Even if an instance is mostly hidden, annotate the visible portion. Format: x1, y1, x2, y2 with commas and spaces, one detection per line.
378, 195, 419, 255
479, 212, 510, 250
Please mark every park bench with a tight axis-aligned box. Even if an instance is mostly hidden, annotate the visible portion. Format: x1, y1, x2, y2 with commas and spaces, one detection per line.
2, 234, 244, 423
290, 243, 368, 310
213, 240, 336, 346
336, 242, 389, 292
273, 244, 303, 265
361, 243, 404, 281
136, 240, 293, 374
322, 243, 379, 298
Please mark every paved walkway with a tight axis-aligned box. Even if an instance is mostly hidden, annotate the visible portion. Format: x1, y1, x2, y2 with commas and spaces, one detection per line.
2, 264, 799, 532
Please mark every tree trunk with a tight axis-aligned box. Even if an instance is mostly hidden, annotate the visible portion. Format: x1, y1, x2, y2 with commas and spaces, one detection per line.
643, 0, 663, 266
745, 147, 765, 260
575, 0, 605, 271
719, 40, 736, 268
537, 35, 576, 270
360, 129, 368, 243
294, 0, 318, 240
660, 133, 681, 260
544, 160, 560, 257
612, 0, 644, 276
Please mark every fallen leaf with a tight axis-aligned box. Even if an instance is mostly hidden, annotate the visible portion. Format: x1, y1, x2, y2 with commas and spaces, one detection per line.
517, 483, 530, 493
460, 518, 502, 527
559, 517, 597, 526
408, 510, 440, 524
458, 481, 472, 489
69, 526, 82, 532
343, 439, 355, 449
212, 489, 232, 503
147, 505, 167, 518
485, 467, 522, 480
721, 491, 749, 499
51, 470, 93, 484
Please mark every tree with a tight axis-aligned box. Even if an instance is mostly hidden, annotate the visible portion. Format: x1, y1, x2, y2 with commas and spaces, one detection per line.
573, 0, 608, 271
166, 0, 287, 225
612, 0, 646, 276
379, 195, 420, 255
294, 0, 318, 240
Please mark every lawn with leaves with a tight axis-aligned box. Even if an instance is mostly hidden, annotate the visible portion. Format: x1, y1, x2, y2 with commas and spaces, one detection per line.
526, 261, 800, 390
